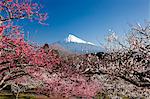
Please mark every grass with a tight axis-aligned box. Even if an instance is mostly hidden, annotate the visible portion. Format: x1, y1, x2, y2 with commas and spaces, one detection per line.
0, 92, 143, 99
0, 92, 49, 99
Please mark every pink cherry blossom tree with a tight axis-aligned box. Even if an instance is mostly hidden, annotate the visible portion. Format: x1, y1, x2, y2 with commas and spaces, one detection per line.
0, 0, 47, 24
0, 0, 101, 98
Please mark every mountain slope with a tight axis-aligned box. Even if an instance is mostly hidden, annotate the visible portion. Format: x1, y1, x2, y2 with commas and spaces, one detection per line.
50, 34, 104, 54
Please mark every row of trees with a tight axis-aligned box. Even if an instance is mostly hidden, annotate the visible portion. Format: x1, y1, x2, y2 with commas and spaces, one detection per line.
66, 23, 150, 90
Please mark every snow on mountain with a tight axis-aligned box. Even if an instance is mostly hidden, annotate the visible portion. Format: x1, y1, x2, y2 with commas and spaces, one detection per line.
65, 34, 96, 46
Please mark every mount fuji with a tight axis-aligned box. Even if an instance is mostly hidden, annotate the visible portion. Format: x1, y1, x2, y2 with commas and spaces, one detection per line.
50, 34, 104, 54
65, 34, 96, 45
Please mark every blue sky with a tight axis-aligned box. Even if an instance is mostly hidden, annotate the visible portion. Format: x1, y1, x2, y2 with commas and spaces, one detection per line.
21, 0, 149, 45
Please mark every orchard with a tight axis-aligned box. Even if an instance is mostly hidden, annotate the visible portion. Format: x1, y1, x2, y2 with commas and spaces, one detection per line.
0, 0, 150, 99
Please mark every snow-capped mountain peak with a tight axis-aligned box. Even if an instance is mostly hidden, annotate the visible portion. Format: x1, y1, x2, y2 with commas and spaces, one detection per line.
65, 34, 95, 45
